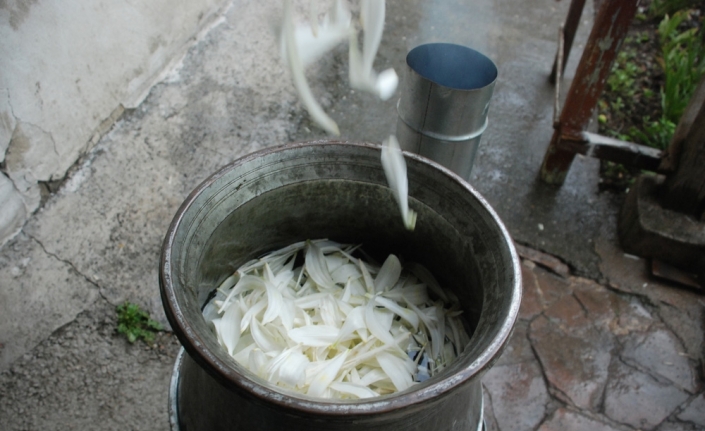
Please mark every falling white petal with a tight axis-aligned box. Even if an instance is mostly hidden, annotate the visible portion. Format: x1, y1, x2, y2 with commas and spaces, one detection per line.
282, 0, 340, 135
295, 0, 352, 67
381, 135, 417, 230
349, 0, 398, 99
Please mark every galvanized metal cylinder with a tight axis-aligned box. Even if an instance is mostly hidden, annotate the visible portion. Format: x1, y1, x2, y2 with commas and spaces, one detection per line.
160, 141, 520, 431
396, 43, 498, 180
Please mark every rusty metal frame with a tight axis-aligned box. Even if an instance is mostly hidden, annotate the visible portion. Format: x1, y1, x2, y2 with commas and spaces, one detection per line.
540, 0, 664, 185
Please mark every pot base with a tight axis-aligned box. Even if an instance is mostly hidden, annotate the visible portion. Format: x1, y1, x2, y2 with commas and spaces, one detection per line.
168, 348, 486, 431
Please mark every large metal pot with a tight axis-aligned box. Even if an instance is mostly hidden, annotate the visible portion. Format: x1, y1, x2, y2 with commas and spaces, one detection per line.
160, 141, 521, 431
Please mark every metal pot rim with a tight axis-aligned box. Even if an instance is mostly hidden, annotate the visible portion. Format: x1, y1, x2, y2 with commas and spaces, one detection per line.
159, 140, 521, 416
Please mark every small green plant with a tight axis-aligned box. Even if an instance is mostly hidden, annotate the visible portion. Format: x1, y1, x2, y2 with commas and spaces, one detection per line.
657, 9, 705, 124
116, 301, 163, 344
649, 0, 700, 20
627, 116, 677, 150
607, 48, 640, 99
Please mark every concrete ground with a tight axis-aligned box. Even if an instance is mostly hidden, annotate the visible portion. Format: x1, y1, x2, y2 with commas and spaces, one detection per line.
0, 0, 703, 430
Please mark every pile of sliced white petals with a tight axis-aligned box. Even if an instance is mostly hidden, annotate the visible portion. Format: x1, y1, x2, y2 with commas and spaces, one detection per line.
281, 0, 399, 135
204, 239, 470, 399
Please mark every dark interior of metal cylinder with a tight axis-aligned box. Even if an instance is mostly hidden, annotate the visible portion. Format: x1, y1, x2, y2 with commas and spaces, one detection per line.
407, 43, 498, 90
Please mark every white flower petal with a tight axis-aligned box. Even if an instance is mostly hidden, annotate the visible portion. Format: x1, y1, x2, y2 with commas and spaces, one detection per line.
307, 349, 349, 397
381, 135, 417, 230
251, 318, 282, 354
377, 351, 413, 392
282, 0, 340, 135
288, 325, 340, 347
374, 296, 419, 331
330, 381, 379, 399
406, 262, 449, 303
364, 301, 396, 346
305, 241, 337, 289
374, 254, 402, 292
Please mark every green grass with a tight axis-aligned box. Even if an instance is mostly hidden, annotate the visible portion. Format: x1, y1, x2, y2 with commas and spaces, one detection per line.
603, 8, 704, 152
116, 302, 163, 344
658, 9, 705, 125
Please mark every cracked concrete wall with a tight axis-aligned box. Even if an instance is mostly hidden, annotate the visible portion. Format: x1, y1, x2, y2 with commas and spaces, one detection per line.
0, 0, 229, 246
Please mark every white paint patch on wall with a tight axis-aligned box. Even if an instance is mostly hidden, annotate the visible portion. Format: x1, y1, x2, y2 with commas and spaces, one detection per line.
0, 0, 230, 246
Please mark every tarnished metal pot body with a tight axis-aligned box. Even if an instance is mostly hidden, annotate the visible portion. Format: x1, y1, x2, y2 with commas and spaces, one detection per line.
160, 142, 521, 431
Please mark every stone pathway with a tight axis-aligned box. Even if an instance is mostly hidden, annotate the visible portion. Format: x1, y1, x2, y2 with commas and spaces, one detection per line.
484, 253, 705, 431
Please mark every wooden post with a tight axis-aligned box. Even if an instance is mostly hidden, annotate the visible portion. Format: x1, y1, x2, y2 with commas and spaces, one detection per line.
540, 0, 640, 185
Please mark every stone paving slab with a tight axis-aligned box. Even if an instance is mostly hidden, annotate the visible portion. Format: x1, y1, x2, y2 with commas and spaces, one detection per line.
0, 299, 180, 431
484, 259, 705, 431
0, 232, 100, 369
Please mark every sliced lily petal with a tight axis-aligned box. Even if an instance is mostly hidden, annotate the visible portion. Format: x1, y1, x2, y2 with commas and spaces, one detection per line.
232, 341, 256, 365
212, 303, 242, 356
381, 135, 417, 231
216, 273, 238, 294
262, 272, 284, 325
331, 263, 361, 284
349, 0, 398, 100
406, 262, 449, 303
319, 295, 341, 327
357, 368, 387, 387
282, 0, 340, 135
294, 292, 330, 309
307, 349, 349, 397
358, 258, 375, 294
295, 0, 351, 67
335, 306, 366, 343
305, 241, 337, 289
383, 283, 429, 305
251, 318, 282, 354
266, 346, 310, 387
374, 296, 419, 331
288, 325, 339, 347
249, 348, 269, 378
240, 298, 267, 334
376, 67, 399, 101
376, 351, 414, 392
330, 381, 379, 399
206, 239, 468, 399
364, 301, 396, 346
407, 302, 442, 360
278, 296, 296, 332
219, 274, 267, 313
374, 254, 402, 292
360, 0, 384, 77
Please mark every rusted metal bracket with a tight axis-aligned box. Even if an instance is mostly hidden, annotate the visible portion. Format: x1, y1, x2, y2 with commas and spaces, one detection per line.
540, 0, 665, 185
